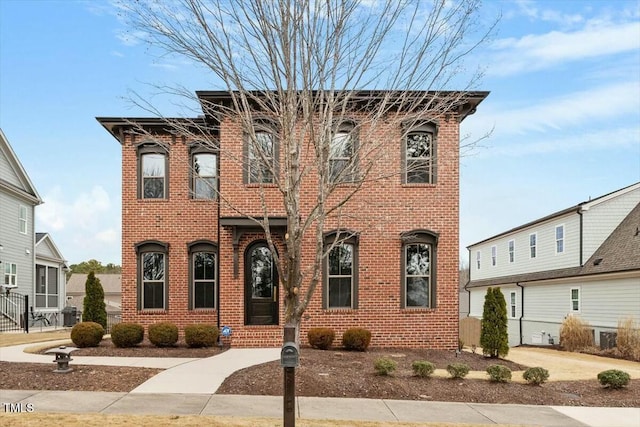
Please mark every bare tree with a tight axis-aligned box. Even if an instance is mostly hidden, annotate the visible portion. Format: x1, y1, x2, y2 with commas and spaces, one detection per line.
120, 0, 495, 338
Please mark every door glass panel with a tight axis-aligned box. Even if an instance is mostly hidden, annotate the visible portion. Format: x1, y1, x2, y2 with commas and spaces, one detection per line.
250, 245, 273, 299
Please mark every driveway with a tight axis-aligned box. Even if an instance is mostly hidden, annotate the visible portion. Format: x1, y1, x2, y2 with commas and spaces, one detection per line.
505, 347, 640, 381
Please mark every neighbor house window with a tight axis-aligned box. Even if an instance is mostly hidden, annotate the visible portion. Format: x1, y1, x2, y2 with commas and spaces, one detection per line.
476, 250, 481, 269
190, 144, 217, 199
491, 245, 497, 266
323, 231, 358, 309
403, 122, 437, 184
570, 287, 580, 312
508, 240, 515, 263
529, 233, 537, 259
555, 225, 564, 254
189, 241, 217, 309
401, 230, 438, 308
329, 122, 357, 183
509, 291, 517, 318
136, 241, 168, 310
137, 143, 168, 199
35, 265, 58, 308
4, 263, 17, 287
19, 205, 27, 234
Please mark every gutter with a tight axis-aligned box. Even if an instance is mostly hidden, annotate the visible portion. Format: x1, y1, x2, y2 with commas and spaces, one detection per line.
516, 282, 524, 346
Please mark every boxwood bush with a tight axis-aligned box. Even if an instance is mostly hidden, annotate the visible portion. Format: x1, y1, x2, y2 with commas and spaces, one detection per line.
446, 363, 470, 379
307, 327, 335, 350
597, 369, 631, 389
184, 324, 219, 348
523, 367, 550, 385
412, 360, 436, 378
110, 322, 144, 348
148, 322, 179, 347
70, 321, 104, 348
341, 327, 372, 351
374, 357, 397, 376
486, 364, 512, 383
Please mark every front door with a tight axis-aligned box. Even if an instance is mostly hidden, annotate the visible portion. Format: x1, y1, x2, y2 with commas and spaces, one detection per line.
245, 242, 278, 325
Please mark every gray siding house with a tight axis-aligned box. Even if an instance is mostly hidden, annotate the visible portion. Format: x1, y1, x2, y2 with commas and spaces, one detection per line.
465, 183, 640, 347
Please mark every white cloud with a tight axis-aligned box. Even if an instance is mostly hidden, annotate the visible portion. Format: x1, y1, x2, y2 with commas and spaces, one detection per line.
110, 50, 124, 58
511, 0, 584, 26
115, 29, 148, 47
488, 21, 640, 76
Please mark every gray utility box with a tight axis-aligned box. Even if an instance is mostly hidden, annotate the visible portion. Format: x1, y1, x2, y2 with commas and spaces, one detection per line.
62, 306, 77, 327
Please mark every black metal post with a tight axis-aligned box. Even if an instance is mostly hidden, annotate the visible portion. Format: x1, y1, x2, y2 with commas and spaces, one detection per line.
283, 325, 296, 427
24, 294, 29, 333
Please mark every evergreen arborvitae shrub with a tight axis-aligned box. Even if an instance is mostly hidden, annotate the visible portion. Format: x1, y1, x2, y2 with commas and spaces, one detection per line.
71, 321, 104, 348
184, 324, 219, 348
110, 323, 144, 348
597, 370, 631, 389
82, 271, 107, 330
342, 327, 372, 351
412, 361, 436, 378
148, 322, 179, 347
523, 367, 550, 385
307, 327, 336, 350
480, 287, 509, 358
446, 363, 470, 379
486, 364, 512, 382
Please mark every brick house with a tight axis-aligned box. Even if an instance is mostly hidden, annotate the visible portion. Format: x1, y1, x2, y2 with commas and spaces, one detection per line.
98, 90, 487, 348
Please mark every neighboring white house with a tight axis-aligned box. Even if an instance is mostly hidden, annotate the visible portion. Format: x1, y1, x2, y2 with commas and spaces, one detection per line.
0, 129, 67, 330
465, 183, 640, 348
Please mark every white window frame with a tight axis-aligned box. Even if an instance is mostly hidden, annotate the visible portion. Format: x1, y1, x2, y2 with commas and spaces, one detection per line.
555, 224, 565, 254
4, 263, 17, 287
476, 250, 481, 269
508, 239, 515, 263
570, 287, 580, 313
19, 205, 27, 234
509, 291, 517, 319
529, 233, 537, 259
491, 245, 497, 266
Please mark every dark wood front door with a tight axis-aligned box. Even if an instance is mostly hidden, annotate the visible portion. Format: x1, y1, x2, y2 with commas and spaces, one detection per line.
245, 242, 278, 325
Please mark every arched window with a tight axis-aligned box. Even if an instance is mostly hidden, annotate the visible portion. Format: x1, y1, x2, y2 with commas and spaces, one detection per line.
135, 240, 169, 310
245, 119, 279, 184
329, 121, 358, 183
137, 142, 169, 199
188, 240, 217, 309
402, 121, 437, 184
190, 142, 218, 199
323, 231, 359, 309
401, 230, 438, 308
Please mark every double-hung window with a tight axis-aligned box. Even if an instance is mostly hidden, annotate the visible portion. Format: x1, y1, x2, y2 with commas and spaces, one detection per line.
476, 250, 481, 269
508, 240, 515, 263
491, 245, 497, 266
323, 232, 358, 309
403, 122, 437, 184
189, 241, 217, 309
35, 265, 58, 308
19, 205, 27, 234
509, 291, 517, 318
570, 288, 580, 312
136, 241, 168, 310
246, 121, 278, 184
529, 233, 537, 259
329, 122, 357, 183
191, 143, 218, 199
401, 230, 438, 308
138, 143, 169, 199
555, 225, 564, 254
4, 263, 17, 287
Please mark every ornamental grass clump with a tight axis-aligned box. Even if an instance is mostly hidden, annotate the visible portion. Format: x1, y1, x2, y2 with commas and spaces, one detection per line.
148, 322, 179, 347
342, 327, 372, 351
559, 315, 594, 352
70, 321, 104, 348
184, 324, 219, 348
486, 364, 512, 383
307, 327, 335, 350
616, 317, 640, 361
523, 367, 550, 385
412, 361, 435, 378
597, 370, 631, 389
110, 322, 144, 348
446, 363, 470, 379
374, 357, 397, 376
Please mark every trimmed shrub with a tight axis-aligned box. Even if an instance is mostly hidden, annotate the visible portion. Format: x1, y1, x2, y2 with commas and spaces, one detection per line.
342, 327, 372, 351
110, 322, 144, 348
446, 363, 470, 379
412, 360, 435, 378
480, 287, 509, 358
71, 321, 105, 348
559, 315, 594, 351
486, 364, 512, 383
616, 317, 640, 361
148, 322, 179, 347
597, 370, 631, 389
307, 327, 336, 350
374, 357, 397, 376
523, 367, 550, 385
82, 271, 107, 330
184, 324, 219, 348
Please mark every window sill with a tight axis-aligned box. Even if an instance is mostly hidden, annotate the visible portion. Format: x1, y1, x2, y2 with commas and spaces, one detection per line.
137, 198, 169, 202
402, 307, 436, 313
190, 308, 218, 313
401, 183, 437, 188
138, 309, 167, 314
245, 183, 278, 188
322, 307, 357, 313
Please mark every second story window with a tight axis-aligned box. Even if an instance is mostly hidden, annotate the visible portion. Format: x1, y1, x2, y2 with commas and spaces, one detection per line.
329, 122, 357, 183
245, 122, 278, 185
402, 121, 437, 184
19, 205, 27, 234
138, 143, 169, 199
508, 240, 515, 263
191, 145, 217, 200
491, 245, 497, 266
555, 225, 564, 254
476, 250, 481, 269
529, 233, 537, 259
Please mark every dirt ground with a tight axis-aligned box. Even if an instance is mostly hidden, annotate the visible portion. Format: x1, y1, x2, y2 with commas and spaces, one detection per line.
2, 337, 638, 407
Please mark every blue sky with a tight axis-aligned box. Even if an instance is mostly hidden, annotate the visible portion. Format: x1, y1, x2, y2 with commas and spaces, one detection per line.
1, 0, 638, 266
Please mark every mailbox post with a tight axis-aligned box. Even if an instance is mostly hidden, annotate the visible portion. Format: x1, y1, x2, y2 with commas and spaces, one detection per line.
282, 325, 299, 427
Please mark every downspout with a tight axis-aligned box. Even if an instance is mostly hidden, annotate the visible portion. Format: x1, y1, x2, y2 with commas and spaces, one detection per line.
516, 282, 524, 346
578, 208, 584, 266
464, 248, 471, 317
216, 152, 221, 343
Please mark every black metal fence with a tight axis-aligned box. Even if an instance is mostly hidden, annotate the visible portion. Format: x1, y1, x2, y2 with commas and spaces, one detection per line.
0, 292, 28, 332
